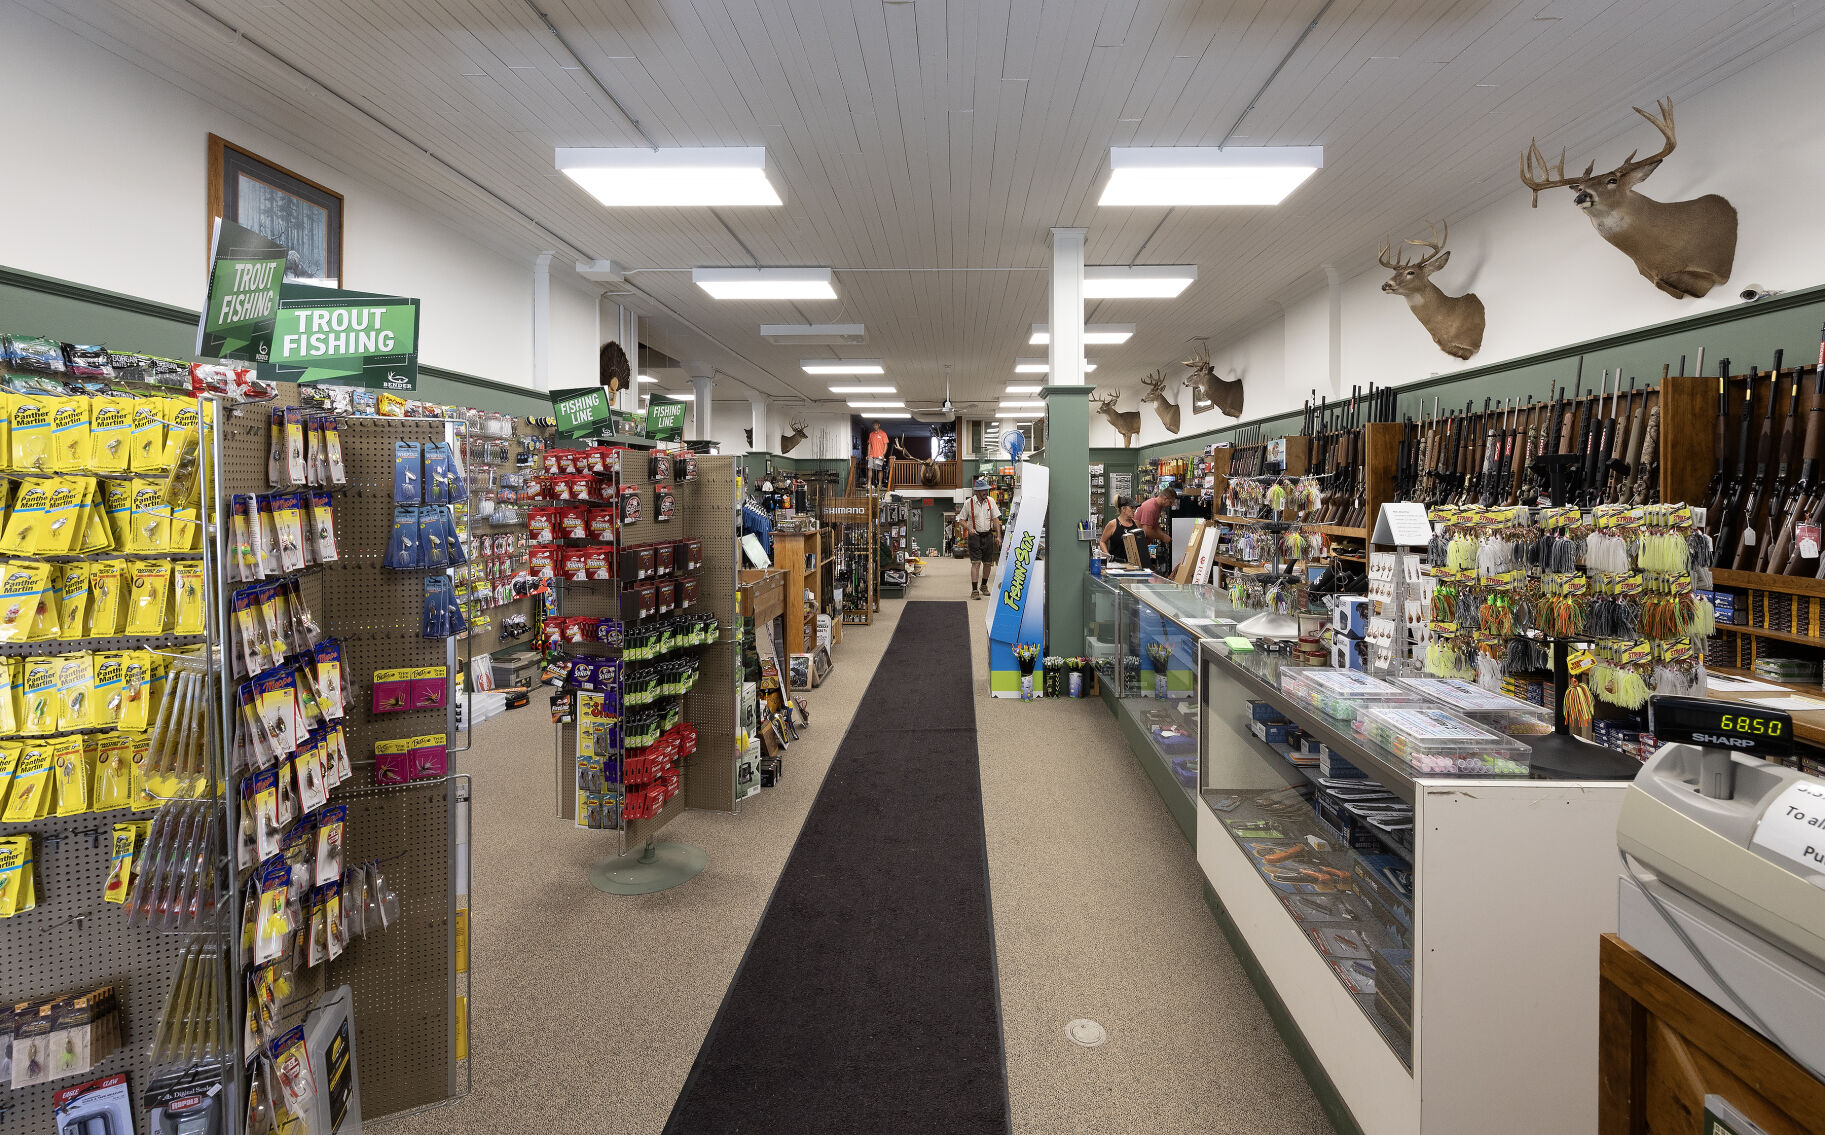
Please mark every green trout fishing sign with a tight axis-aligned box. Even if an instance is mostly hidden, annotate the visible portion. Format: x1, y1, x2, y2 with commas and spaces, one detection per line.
197, 218, 288, 362
262, 284, 420, 389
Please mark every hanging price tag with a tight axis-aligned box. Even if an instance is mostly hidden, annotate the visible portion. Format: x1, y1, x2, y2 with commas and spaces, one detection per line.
1798, 523, 1821, 561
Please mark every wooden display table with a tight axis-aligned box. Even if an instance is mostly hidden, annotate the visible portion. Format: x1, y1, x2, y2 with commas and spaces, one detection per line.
1599, 933, 1825, 1134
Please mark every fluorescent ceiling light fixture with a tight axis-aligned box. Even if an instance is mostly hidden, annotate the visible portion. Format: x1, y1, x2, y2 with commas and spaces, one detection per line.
1014, 358, 1095, 373
995, 412, 1035, 419
761, 323, 866, 345
636, 374, 659, 383
868, 412, 912, 419
556, 146, 783, 206
1005, 385, 1041, 394
999, 401, 1045, 409
652, 392, 693, 401
1099, 146, 1323, 206
1084, 264, 1198, 298
693, 267, 836, 300
847, 401, 905, 408
1029, 324, 1133, 345
828, 385, 896, 394
801, 359, 884, 374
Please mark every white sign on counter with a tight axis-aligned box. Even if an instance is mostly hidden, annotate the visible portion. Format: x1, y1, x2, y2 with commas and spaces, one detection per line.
1372, 502, 1433, 547
1749, 777, 1825, 873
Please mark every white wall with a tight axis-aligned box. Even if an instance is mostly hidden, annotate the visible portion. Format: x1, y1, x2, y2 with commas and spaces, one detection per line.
1091, 20, 1825, 447
0, 4, 597, 392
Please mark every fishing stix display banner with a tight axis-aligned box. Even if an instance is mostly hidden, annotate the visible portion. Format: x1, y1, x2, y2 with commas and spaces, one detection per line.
263, 283, 420, 390
197, 218, 288, 362
986, 461, 1048, 697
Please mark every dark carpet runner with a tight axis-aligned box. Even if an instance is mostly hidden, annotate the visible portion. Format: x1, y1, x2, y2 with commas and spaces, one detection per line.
665, 601, 1010, 1134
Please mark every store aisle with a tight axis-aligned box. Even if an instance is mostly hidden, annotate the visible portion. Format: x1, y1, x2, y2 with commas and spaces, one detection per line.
666, 599, 1007, 1133
962, 562, 1334, 1134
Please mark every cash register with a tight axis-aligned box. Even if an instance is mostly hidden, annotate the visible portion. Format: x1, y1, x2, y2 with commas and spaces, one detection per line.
1617, 695, 1825, 1081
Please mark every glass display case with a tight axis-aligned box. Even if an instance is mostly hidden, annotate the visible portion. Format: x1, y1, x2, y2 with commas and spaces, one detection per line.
1194, 625, 1637, 1134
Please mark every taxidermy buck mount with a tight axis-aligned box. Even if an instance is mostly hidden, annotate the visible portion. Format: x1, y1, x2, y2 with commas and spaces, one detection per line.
893, 438, 940, 486
1520, 97, 1737, 299
779, 417, 810, 455
1378, 221, 1485, 361
1140, 369, 1185, 435
1182, 342, 1245, 418
1092, 389, 1142, 448
598, 341, 631, 397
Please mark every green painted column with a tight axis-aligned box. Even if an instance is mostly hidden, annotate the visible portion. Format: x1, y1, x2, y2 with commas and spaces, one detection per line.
1044, 384, 1093, 656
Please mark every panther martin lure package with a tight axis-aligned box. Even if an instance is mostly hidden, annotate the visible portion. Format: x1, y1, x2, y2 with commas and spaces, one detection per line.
284, 407, 307, 487
324, 417, 347, 485
129, 397, 166, 472
89, 395, 131, 474
125, 561, 172, 637
255, 495, 283, 577
173, 561, 206, 636
50, 396, 92, 472
307, 490, 339, 562
271, 493, 306, 573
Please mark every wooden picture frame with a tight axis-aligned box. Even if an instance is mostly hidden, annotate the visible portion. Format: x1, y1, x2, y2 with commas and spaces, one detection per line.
208, 134, 344, 288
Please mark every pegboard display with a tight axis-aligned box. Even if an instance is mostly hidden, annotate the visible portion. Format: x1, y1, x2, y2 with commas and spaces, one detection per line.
548, 451, 741, 852
0, 387, 232, 1133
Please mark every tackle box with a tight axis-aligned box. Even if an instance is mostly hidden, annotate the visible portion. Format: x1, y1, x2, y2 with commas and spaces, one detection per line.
1392, 677, 1553, 736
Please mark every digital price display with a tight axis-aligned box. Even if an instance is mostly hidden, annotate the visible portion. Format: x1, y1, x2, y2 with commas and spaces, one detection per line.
1647, 695, 1794, 760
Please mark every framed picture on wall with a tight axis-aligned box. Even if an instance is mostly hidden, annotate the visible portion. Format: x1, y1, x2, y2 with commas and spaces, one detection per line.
208, 134, 343, 287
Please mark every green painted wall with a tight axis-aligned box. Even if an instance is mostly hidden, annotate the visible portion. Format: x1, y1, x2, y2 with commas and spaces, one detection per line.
1132, 284, 1825, 462
1, 264, 551, 417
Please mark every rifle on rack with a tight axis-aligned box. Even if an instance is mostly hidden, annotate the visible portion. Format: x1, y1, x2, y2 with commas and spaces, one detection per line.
1477, 398, 1504, 505
1576, 371, 1610, 506
1750, 352, 1798, 571
1704, 358, 1734, 534
1718, 365, 1770, 567
1767, 359, 1824, 574
1731, 354, 1787, 570
1503, 397, 1528, 504
1607, 378, 1643, 504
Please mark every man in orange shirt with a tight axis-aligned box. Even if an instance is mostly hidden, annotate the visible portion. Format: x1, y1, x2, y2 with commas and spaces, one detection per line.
865, 421, 890, 491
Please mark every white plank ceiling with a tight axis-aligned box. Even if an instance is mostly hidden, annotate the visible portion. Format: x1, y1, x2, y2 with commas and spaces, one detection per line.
27, 0, 1825, 407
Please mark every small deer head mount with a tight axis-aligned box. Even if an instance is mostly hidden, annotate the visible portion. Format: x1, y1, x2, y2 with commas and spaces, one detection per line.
1140, 369, 1184, 435
1181, 343, 1245, 419
1520, 97, 1737, 299
780, 417, 810, 454
1377, 221, 1486, 361
1092, 389, 1142, 448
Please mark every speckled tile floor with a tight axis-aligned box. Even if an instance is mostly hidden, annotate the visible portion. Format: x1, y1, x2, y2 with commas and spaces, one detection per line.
383, 555, 1331, 1134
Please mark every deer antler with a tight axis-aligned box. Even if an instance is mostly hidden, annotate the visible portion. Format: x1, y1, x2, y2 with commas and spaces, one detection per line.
1140, 370, 1166, 394
1091, 389, 1118, 409
790, 416, 809, 431
1520, 139, 1591, 206
1180, 341, 1212, 372
1381, 221, 1451, 269
1614, 97, 1677, 177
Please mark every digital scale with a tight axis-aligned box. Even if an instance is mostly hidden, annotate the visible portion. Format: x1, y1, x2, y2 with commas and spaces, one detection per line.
1617, 695, 1825, 1081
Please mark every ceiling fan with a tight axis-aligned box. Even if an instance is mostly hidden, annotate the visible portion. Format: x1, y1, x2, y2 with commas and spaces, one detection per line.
908, 366, 995, 422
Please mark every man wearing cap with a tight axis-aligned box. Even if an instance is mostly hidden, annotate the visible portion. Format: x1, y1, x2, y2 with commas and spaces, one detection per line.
960, 478, 1003, 599
1134, 485, 1178, 574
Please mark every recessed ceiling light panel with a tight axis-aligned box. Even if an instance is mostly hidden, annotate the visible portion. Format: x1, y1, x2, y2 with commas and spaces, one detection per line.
828, 385, 897, 394
1014, 359, 1096, 373
847, 401, 905, 408
761, 323, 867, 344
693, 267, 837, 300
557, 147, 784, 206
801, 359, 884, 374
1099, 146, 1323, 206
1084, 264, 1197, 298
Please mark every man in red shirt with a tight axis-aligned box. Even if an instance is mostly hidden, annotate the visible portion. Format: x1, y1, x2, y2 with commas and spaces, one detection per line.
1133, 485, 1178, 573
865, 421, 889, 491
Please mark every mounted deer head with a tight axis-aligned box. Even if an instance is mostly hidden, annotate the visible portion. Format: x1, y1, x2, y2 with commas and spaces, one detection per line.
780, 417, 810, 455
744, 427, 754, 446
1092, 389, 1142, 448
1520, 97, 1737, 299
1378, 221, 1486, 360
1181, 343, 1245, 419
1140, 369, 1184, 435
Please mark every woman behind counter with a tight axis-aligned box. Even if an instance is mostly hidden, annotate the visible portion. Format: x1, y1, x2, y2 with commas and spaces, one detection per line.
1099, 496, 1139, 562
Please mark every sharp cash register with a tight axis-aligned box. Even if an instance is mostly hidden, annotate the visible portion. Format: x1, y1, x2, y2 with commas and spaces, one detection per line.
1618, 695, 1825, 1081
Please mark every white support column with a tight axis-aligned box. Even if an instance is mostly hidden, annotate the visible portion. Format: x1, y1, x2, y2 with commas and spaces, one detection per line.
532, 251, 555, 391
1324, 264, 1343, 398
685, 363, 715, 440
750, 396, 769, 454
1049, 228, 1087, 386
624, 308, 642, 412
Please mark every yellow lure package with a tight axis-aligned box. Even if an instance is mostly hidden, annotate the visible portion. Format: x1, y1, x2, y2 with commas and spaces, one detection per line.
101, 478, 132, 547
56, 652, 96, 732
126, 562, 173, 636
173, 562, 206, 635
93, 735, 133, 809
0, 837, 35, 918
89, 397, 132, 474
162, 397, 199, 473
50, 397, 92, 472
130, 397, 167, 472
0, 482, 52, 555
0, 562, 53, 642
130, 478, 170, 553
10, 394, 53, 473
4, 744, 54, 821
57, 562, 90, 640
93, 652, 125, 727
79, 479, 113, 553
0, 741, 19, 813
88, 559, 126, 638
0, 658, 17, 733
118, 652, 152, 733
0, 391, 12, 471
37, 477, 86, 555
52, 737, 89, 817
105, 824, 135, 904
21, 658, 58, 736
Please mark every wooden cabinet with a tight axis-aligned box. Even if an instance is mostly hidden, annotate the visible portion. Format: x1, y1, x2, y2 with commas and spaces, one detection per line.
1600, 934, 1825, 1135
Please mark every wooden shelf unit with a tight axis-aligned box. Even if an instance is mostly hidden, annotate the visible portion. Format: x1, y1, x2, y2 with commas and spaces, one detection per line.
770, 528, 830, 675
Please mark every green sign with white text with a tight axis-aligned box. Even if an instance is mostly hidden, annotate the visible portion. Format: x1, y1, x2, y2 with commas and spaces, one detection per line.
552, 387, 614, 435
646, 396, 687, 442
196, 218, 287, 362
264, 284, 420, 389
